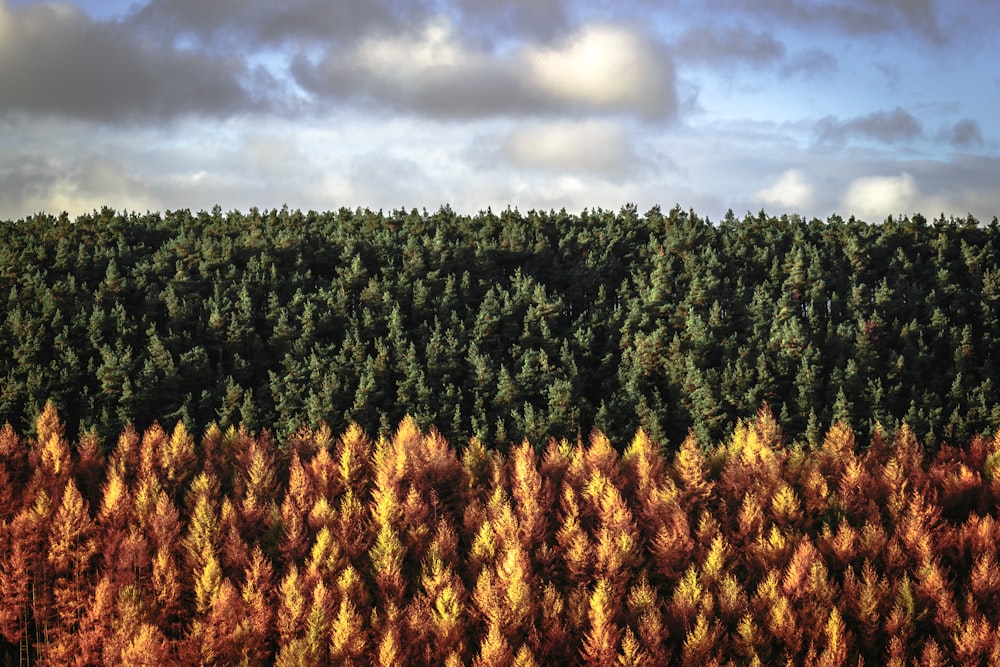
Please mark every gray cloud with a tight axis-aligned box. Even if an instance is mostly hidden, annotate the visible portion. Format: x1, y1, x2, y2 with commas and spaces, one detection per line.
292, 21, 677, 121
816, 108, 923, 145
0, 149, 163, 216
453, 0, 569, 40
721, 0, 945, 43
659, 117, 1000, 223
290, 45, 531, 119
0, 155, 58, 217
676, 26, 785, 68
343, 153, 438, 207
943, 119, 984, 149
0, 1, 262, 122
930, 155, 1000, 220
124, 0, 960, 53
673, 26, 838, 80
127, 0, 421, 47
126, 0, 582, 49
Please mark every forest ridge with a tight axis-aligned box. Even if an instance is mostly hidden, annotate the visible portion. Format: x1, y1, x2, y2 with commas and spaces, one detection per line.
0, 204, 997, 448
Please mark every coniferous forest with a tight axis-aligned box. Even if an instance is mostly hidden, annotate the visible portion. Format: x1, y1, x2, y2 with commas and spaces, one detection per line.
3, 205, 1000, 448
3, 204, 1000, 664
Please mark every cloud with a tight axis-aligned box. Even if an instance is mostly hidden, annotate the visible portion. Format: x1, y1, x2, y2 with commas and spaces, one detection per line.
0, 0, 262, 122
528, 23, 675, 119
49, 157, 160, 213
290, 17, 526, 118
755, 169, 814, 210
453, 0, 569, 40
502, 120, 641, 177
128, 0, 573, 48
859, 0, 943, 42
673, 27, 837, 80
0, 155, 59, 217
676, 26, 785, 68
901, 154, 1000, 221
293, 19, 677, 121
842, 172, 918, 219
127, 0, 414, 47
942, 119, 984, 149
340, 153, 438, 206
0, 150, 160, 216
780, 49, 837, 78
720, 0, 945, 43
816, 107, 923, 145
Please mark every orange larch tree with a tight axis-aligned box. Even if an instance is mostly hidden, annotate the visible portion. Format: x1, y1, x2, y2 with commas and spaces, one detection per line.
161, 421, 198, 504
73, 429, 105, 509
275, 564, 308, 663
330, 565, 371, 663
626, 573, 670, 665
508, 440, 553, 559
0, 422, 27, 514
671, 432, 713, 516
279, 451, 311, 564
182, 471, 223, 576
0, 520, 32, 659
329, 595, 368, 666
408, 521, 469, 665
117, 622, 176, 667
236, 545, 276, 665
32, 401, 73, 500
580, 578, 622, 666
587, 470, 640, 595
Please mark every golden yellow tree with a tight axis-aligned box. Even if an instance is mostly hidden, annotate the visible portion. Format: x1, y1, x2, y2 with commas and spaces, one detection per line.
45, 479, 99, 663
580, 578, 622, 666
671, 433, 713, 513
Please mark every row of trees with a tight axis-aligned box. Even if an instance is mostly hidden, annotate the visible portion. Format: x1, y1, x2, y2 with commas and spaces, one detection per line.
2, 205, 999, 449
2, 402, 1000, 664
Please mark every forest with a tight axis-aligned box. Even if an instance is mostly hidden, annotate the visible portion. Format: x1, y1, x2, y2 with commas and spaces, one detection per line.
2, 402, 1000, 664
3, 204, 1000, 664
1, 204, 998, 450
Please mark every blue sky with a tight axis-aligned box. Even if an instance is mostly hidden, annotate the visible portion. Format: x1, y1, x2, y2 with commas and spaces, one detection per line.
1, 0, 998, 222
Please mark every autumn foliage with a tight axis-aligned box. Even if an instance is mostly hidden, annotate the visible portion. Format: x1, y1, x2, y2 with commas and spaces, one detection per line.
6, 401, 1000, 664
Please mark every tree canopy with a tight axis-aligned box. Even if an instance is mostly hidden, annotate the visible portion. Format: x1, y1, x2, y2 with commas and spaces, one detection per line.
1, 204, 997, 449
1, 404, 999, 664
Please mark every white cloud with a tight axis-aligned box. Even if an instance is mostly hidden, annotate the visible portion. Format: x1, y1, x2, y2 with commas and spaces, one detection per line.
755, 169, 814, 210
355, 16, 469, 77
502, 120, 638, 177
842, 172, 918, 219
527, 23, 675, 119
293, 18, 676, 120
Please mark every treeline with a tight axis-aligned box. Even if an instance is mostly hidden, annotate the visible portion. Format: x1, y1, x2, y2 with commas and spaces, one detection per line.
3, 403, 1000, 664
1, 204, 999, 449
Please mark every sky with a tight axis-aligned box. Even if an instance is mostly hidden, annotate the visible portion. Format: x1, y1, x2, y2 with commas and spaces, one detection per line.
1, 0, 999, 223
